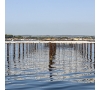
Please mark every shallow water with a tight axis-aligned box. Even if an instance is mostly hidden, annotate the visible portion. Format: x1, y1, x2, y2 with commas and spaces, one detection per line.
5, 43, 95, 90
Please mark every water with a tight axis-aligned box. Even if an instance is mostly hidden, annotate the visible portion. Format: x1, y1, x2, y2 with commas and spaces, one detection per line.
5, 43, 95, 90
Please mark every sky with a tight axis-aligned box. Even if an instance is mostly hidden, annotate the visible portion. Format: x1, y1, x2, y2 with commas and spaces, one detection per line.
5, 0, 95, 35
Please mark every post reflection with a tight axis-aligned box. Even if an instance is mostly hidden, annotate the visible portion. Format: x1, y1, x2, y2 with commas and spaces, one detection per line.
94, 43, 95, 62
18, 43, 20, 60
81, 43, 83, 58
90, 43, 92, 62
87, 43, 88, 60
49, 43, 56, 81
7, 43, 10, 75
23, 43, 24, 59
84, 43, 86, 58
94, 43, 95, 69
13, 43, 15, 59
26, 43, 28, 57
7, 43, 9, 62
13, 43, 16, 67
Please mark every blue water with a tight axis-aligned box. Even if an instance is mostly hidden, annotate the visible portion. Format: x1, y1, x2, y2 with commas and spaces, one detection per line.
5, 43, 95, 90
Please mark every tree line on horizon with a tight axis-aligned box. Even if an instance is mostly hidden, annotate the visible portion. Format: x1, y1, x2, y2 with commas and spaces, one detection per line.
5, 34, 95, 39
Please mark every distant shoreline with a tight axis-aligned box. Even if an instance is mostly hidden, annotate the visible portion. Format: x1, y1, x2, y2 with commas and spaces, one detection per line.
5, 41, 95, 44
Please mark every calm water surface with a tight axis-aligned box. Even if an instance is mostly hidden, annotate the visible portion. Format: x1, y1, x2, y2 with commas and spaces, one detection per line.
5, 43, 95, 90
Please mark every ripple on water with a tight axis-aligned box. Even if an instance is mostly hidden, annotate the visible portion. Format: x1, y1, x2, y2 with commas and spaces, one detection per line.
5, 43, 95, 90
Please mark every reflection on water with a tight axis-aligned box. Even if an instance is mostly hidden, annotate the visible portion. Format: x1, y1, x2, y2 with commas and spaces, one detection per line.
5, 43, 95, 90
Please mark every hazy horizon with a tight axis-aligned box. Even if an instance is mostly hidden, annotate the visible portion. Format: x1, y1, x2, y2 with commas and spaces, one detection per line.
5, 34, 95, 37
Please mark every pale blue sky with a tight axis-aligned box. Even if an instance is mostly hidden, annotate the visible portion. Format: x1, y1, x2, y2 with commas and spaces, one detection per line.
5, 0, 95, 35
